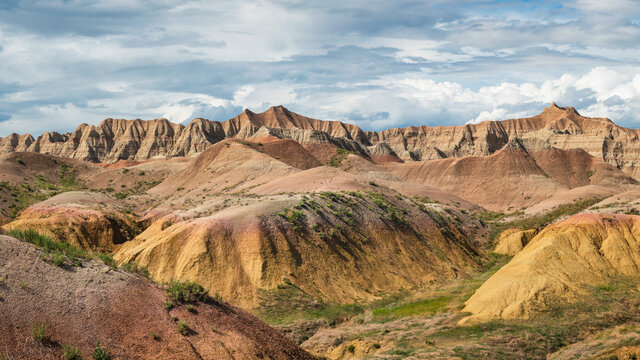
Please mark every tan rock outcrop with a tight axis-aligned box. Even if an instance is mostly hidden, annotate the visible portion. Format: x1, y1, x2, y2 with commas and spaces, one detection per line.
493, 228, 538, 256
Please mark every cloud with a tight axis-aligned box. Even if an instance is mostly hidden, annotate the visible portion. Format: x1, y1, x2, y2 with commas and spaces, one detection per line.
1, 1, 640, 136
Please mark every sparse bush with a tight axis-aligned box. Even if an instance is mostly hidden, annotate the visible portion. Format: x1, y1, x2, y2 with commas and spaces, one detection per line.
177, 321, 190, 336
166, 280, 209, 303
277, 208, 305, 233
16, 158, 24, 165
185, 304, 196, 313
63, 345, 82, 360
32, 321, 46, 342
150, 331, 159, 341
92, 340, 110, 360
120, 261, 150, 278
164, 301, 174, 310
52, 251, 66, 266
138, 171, 145, 176
368, 180, 378, 186
347, 344, 355, 353
122, 168, 129, 174
8, 228, 88, 266
96, 253, 117, 269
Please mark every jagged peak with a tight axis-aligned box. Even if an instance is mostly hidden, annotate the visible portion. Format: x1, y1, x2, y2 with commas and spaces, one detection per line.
544, 102, 581, 117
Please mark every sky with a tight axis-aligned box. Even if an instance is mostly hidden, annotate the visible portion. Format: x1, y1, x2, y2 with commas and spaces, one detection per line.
1, 0, 640, 136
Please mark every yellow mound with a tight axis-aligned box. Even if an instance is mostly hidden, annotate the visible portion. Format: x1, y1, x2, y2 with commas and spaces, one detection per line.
115, 193, 483, 308
1, 192, 138, 251
493, 228, 538, 256
462, 214, 640, 323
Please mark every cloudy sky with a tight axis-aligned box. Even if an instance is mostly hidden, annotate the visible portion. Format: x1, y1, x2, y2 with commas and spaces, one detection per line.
1, 0, 640, 136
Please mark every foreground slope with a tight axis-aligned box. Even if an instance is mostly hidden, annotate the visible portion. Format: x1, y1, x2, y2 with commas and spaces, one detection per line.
0, 235, 315, 360
462, 214, 640, 322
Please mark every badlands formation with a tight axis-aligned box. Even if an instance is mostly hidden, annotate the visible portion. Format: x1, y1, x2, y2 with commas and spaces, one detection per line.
3, 104, 640, 358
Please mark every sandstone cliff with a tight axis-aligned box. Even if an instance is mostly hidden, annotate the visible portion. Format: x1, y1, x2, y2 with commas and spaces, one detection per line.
3, 104, 640, 180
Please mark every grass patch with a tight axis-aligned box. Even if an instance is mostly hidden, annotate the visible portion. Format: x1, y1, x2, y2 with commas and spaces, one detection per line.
92, 340, 111, 360
481, 197, 604, 242
166, 280, 209, 303
63, 345, 82, 360
119, 261, 150, 278
372, 296, 451, 320
8, 228, 88, 266
177, 321, 190, 336
327, 147, 350, 167
32, 321, 46, 342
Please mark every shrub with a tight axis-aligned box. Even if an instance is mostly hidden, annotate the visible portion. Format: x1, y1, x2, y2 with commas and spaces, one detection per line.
150, 331, 159, 341
52, 251, 66, 266
8, 228, 88, 266
164, 301, 174, 310
185, 304, 196, 313
119, 261, 150, 278
368, 181, 378, 186
16, 158, 25, 165
96, 253, 117, 269
166, 280, 209, 303
177, 321, 190, 336
92, 340, 110, 360
32, 321, 46, 342
138, 171, 145, 176
63, 345, 82, 360
347, 344, 355, 353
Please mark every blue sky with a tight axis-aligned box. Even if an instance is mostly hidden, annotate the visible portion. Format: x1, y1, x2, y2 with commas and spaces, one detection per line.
1, 0, 640, 135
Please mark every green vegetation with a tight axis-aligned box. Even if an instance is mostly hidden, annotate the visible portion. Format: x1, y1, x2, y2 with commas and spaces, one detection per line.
63, 345, 82, 360
163, 301, 174, 310
347, 344, 355, 353
119, 261, 150, 278
15, 158, 25, 165
479, 197, 604, 242
367, 192, 407, 225
8, 229, 152, 279
32, 321, 46, 342
150, 331, 159, 341
277, 208, 305, 233
185, 304, 196, 313
92, 340, 111, 360
327, 147, 350, 167
9, 229, 87, 267
59, 163, 76, 189
166, 280, 209, 303
257, 281, 365, 325
110, 180, 161, 199
177, 321, 190, 336
372, 296, 451, 320
96, 253, 117, 269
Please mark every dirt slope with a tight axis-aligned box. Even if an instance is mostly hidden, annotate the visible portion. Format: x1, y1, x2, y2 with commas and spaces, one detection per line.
384, 141, 562, 211
0, 235, 315, 360
462, 214, 640, 322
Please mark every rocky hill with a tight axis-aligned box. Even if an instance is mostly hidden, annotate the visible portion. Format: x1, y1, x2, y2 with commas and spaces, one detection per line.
3, 104, 640, 180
